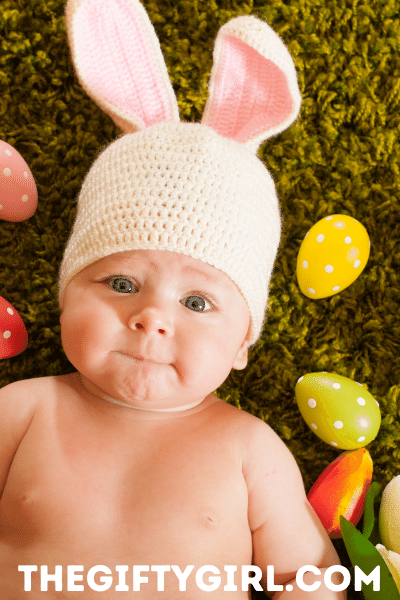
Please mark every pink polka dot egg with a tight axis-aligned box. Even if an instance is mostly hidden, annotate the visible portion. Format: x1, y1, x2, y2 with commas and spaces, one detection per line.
0, 140, 38, 222
295, 372, 381, 450
296, 215, 370, 299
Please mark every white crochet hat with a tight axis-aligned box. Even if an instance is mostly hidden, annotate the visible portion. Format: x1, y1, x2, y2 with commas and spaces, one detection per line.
59, 0, 302, 344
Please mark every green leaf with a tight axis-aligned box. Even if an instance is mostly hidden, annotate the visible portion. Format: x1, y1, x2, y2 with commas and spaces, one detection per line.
363, 482, 381, 540
340, 515, 400, 599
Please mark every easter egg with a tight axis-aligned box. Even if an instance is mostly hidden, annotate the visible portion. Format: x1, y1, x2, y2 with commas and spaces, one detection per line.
0, 296, 28, 358
296, 215, 370, 299
295, 372, 381, 450
0, 140, 38, 221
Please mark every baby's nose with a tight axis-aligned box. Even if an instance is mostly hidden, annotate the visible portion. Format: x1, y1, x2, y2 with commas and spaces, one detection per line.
128, 306, 173, 337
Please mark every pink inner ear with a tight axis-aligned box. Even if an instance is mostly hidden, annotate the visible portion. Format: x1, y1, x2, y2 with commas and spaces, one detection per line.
208, 35, 293, 142
75, 0, 175, 128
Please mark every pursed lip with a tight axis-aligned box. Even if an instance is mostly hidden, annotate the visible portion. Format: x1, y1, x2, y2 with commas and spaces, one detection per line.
114, 351, 177, 374
115, 351, 161, 363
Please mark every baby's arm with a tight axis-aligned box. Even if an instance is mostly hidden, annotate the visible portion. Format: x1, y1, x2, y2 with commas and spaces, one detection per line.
243, 417, 346, 599
0, 380, 37, 500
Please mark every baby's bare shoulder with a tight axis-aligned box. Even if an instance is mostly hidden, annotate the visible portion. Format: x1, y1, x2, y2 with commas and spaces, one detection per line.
0, 375, 61, 495
212, 400, 291, 467
0, 374, 71, 425
216, 400, 280, 443
0, 374, 57, 404
217, 402, 299, 481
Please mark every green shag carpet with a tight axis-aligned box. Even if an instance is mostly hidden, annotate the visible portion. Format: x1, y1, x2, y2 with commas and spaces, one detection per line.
1, 0, 400, 597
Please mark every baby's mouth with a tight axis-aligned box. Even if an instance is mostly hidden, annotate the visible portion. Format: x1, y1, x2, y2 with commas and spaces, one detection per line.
115, 351, 159, 363
114, 350, 178, 375
117, 351, 146, 360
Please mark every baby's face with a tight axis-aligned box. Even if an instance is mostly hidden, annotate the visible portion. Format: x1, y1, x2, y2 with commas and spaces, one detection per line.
60, 249, 250, 409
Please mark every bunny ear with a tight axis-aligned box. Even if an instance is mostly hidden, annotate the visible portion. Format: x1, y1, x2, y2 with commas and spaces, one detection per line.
65, 0, 180, 133
201, 16, 301, 152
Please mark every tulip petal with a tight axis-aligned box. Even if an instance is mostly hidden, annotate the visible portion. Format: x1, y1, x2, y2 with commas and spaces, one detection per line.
376, 545, 400, 593
308, 448, 373, 538
380, 476, 400, 554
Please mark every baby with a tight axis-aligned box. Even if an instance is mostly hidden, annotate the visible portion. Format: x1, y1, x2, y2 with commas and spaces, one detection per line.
0, 0, 347, 598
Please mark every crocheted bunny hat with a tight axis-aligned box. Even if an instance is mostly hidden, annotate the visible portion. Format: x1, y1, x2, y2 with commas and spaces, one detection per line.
59, 0, 301, 344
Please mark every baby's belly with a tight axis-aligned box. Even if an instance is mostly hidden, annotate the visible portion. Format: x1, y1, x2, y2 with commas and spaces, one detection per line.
0, 509, 253, 600
0, 465, 253, 599
0, 546, 254, 600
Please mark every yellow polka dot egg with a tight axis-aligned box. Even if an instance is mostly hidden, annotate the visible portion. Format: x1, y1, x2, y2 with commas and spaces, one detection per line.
295, 372, 381, 450
296, 215, 370, 299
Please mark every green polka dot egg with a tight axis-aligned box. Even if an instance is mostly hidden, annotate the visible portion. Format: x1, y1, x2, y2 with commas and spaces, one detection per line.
295, 372, 381, 450
296, 215, 370, 299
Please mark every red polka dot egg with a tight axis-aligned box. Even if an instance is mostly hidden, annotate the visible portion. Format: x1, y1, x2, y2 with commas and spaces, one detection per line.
0, 296, 28, 358
0, 140, 38, 222
296, 215, 370, 299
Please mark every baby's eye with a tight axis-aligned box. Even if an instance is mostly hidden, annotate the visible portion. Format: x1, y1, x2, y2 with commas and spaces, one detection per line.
181, 295, 213, 312
106, 276, 138, 294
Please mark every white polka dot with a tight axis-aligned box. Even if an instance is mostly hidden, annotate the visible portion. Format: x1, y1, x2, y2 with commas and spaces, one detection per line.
357, 436, 366, 442
357, 397, 366, 406
347, 247, 360, 262
286, 585, 294, 592
22, 195, 29, 202
330, 441, 338, 446
302, 260, 308, 269
333, 383, 341, 389
3, 167, 11, 177
325, 264, 334, 273
311, 423, 317, 429
334, 420, 343, 429
308, 288, 316, 295
5, 149, 12, 156
345, 236, 352, 244
332, 286, 340, 292
333, 220, 346, 230
325, 216, 333, 221
3, 331, 11, 339
24, 171, 28, 178
6, 308, 14, 316
358, 417, 370, 429
308, 398, 317, 408
354, 260, 361, 268
297, 376, 304, 383
316, 234, 325, 243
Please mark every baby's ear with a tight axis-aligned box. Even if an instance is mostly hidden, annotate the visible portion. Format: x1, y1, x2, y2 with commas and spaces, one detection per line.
201, 15, 301, 152
232, 337, 249, 370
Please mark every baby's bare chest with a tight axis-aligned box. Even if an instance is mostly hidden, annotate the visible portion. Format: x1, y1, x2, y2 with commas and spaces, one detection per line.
0, 402, 250, 560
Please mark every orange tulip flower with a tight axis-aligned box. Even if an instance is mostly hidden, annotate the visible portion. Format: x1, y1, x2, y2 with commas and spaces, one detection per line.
307, 448, 373, 539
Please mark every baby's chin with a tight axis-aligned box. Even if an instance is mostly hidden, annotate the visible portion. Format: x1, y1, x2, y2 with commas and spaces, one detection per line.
77, 369, 210, 413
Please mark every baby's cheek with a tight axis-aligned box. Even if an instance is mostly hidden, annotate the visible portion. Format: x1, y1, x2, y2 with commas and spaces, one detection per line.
60, 314, 83, 363
60, 309, 95, 362
184, 334, 234, 387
